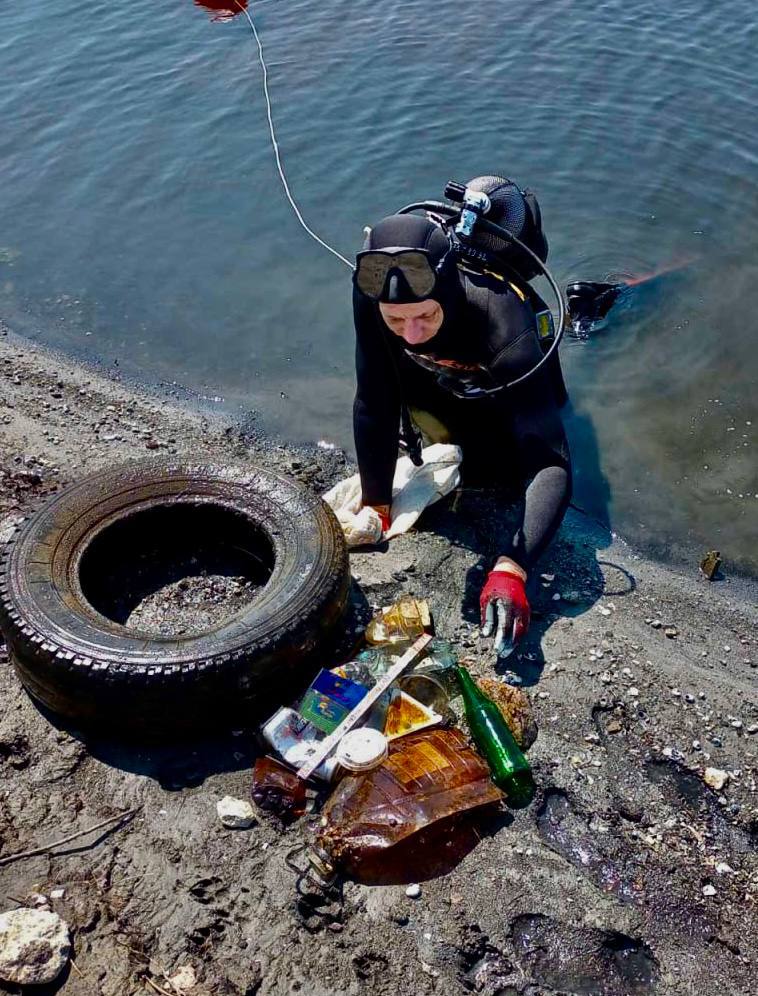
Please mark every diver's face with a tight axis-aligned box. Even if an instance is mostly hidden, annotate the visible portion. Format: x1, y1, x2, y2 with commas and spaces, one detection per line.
379, 299, 444, 345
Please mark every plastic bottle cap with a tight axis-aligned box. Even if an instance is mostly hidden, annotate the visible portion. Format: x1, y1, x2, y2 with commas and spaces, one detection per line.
335, 728, 389, 773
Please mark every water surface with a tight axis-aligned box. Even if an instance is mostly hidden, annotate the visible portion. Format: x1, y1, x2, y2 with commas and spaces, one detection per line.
2, 0, 756, 570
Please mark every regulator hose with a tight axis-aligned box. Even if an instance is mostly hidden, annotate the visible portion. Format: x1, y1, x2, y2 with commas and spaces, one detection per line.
397, 200, 566, 390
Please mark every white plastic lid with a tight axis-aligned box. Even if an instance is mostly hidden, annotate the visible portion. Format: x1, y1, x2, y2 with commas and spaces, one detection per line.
335, 728, 389, 773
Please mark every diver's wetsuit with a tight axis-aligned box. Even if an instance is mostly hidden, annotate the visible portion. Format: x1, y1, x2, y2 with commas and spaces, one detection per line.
353, 259, 571, 570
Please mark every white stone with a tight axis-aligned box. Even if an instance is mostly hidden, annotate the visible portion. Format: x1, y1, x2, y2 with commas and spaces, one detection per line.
216, 796, 256, 829
715, 862, 734, 875
405, 883, 421, 899
703, 768, 729, 792
701, 884, 717, 897
0, 909, 71, 986
662, 746, 685, 762
627, 687, 640, 698
169, 964, 197, 992
49, 889, 65, 900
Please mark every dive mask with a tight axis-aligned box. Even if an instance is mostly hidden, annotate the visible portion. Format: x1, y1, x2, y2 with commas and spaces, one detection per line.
354, 247, 452, 301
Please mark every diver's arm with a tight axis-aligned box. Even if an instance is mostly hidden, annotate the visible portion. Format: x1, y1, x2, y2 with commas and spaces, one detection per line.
353, 291, 401, 509
502, 375, 572, 572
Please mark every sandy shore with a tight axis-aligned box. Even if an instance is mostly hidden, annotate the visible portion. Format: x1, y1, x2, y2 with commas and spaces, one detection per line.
0, 324, 756, 996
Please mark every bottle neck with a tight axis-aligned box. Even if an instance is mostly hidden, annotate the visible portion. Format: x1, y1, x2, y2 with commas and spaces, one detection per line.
456, 665, 484, 702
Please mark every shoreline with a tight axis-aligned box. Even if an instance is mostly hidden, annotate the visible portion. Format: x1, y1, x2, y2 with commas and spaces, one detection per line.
3, 311, 754, 588
0, 322, 756, 995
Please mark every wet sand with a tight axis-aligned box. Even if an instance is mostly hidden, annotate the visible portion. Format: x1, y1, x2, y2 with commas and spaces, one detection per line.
0, 323, 755, 996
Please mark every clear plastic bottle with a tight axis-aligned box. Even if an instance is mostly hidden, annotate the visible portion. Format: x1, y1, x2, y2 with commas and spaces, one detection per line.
364, 596, 431, 646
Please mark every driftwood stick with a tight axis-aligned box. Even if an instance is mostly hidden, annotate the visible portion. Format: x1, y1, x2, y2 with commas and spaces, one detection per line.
0, 808, 140, 867
144, 977, 175, 996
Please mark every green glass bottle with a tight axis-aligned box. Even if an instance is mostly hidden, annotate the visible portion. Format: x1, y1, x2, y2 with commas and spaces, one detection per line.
456, 666, 535, 807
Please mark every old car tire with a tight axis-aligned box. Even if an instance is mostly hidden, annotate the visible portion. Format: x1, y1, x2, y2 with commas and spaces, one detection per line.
0, 461, 349, 736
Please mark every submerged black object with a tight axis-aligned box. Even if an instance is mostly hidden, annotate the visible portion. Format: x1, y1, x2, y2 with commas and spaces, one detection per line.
565, 281, 625, 329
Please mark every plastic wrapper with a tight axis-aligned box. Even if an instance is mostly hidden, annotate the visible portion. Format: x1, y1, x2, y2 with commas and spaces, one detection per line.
322, 443, 462, 547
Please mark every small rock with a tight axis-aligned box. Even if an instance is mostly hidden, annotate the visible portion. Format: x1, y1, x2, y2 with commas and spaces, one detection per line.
650, 619, 662, 629
0, 909, 71, 985
169, 964, 197, 992
715, 862, 734, 875
606, 718, 623, 734
671, 688, 682, 697
540, 573, 555, 582
662, 746, 685, 762
600, 671, 612, 684
49, 889, 65, 900
627, 687, 640, 698
692, 740, 701, 751
730, 719, 743, 730
703, 767, 729, 792
405, 884, 421, 899
701, 884, 717, 897
551, 592, 561, 601
746, 724, 758, 735
598, 606, 612, 617
216, 796, 256, 829
664, 626, 679, 639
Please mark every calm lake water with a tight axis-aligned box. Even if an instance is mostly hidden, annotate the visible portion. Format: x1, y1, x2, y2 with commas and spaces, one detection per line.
2, 0, 756, 572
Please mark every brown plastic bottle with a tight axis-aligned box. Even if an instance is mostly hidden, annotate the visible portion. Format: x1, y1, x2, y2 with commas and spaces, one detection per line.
317, 727, 504, 883
251, 756, 307, 821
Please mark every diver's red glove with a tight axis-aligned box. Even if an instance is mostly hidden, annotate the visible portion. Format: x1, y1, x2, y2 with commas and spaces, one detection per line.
480, 567, 530, 656
367, 504, 392, 534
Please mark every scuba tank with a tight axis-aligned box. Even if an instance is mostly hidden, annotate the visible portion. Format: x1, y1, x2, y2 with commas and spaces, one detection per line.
441, 175, 568, 407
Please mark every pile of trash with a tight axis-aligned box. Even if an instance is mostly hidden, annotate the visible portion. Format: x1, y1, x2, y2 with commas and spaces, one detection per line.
250, 596, 537, 889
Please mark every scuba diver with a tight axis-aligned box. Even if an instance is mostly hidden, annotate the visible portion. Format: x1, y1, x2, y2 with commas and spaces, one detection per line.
352, 175, 573, 658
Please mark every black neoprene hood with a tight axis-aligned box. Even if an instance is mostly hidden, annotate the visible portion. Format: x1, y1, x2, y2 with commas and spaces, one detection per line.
358, 214, 466, 352
361, 214, 456, 304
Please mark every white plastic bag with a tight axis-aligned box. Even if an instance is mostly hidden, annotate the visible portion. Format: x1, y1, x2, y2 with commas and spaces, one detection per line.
323, 443, 462, 547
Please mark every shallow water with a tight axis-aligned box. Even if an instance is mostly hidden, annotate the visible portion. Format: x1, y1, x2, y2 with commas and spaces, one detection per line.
2, 0, 756, 570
